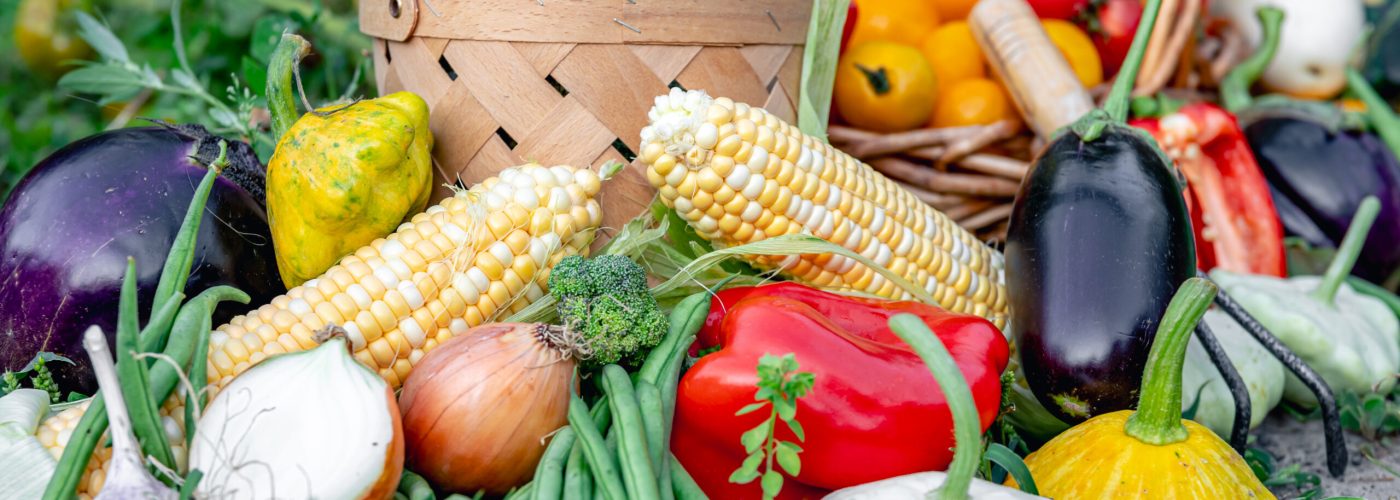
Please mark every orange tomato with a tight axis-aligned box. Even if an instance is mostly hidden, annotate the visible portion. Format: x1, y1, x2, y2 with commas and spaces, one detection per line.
930, 78, 1011, 128
1041, 19, 1103, 89
934, 0, 981, 21
920, 21, 985, 89
835, 41, 938, 132
847, 0, 942, 48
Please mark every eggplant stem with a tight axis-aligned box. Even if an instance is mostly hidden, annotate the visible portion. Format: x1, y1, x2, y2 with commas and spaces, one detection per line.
1220, 7, 1285, 113
1206, 271, 1348, 477
1102, 0, 1166, 125
1349, 70, 1400, 157
1313, 197, 1381, 305
1124, 278, 1217, 446
1192, 321, 1250, 453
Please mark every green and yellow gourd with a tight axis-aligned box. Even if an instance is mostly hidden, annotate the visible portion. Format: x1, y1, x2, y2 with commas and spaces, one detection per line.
264, 34, 434, 288
1010, 278, 1274, 498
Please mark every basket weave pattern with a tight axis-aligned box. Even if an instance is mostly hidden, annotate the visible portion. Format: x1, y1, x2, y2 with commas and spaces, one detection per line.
362, 0, 810, 233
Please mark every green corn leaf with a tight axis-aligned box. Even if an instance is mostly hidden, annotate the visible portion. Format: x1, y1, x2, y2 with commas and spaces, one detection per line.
797, 0, 851, 140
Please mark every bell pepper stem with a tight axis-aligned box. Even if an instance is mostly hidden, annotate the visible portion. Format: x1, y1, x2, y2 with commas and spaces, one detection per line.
887, 315, 978, 500
1313, 196, 1381, 305
1347, 70, 1400, 158
855, 64, 892, 96
1220, 7, 1285, 113
1123, 278, 1218, 446
266, 33, 311, 143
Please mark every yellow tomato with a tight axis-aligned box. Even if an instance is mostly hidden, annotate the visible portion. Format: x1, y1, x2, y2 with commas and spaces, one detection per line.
847, 0, 942, 48
934, 0, 981, 21
835, 42, 938, 132
1042, 19, 1103, 89
920, 21, 985, 90
930, 78, 1010, 128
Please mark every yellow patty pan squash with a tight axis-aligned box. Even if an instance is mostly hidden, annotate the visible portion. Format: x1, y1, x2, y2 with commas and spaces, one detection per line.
265, 34, 433, 288
1009, 279, 1275, 499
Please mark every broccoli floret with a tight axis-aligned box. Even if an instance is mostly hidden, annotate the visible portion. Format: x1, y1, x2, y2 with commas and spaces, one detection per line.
548, 255, 668, 370
548, 255, 593, 299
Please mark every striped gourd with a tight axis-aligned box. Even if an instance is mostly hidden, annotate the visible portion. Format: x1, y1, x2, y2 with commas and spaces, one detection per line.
39, 162, 606, 496
640, 88, 1008, 327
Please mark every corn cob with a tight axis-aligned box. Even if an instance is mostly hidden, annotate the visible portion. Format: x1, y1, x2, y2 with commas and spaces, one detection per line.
640, 88, 1009, 327
39, 162, 606, 496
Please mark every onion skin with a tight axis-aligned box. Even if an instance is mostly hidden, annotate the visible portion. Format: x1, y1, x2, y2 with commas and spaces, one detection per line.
399, 323, 574, 495
366, 384, 406, 500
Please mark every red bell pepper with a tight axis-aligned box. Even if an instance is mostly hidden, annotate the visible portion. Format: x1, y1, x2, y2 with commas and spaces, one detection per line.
1131, 103, 1287, 276
674, 284, 1010, 498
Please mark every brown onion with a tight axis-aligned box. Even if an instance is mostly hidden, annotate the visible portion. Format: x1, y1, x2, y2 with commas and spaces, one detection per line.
398, 323, 576, 494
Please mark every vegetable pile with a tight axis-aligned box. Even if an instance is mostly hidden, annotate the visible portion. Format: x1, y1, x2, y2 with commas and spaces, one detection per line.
9, 0, 1400, 498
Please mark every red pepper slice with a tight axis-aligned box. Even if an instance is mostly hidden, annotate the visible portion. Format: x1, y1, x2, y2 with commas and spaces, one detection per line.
674, 285, 1009, 498
1132, 103, 1287, 276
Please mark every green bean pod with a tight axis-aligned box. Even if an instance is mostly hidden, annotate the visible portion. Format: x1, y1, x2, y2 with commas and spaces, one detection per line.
600, 365, 661, 500
669, 454, 708, 500
562, 440, 593, 500
570, 393, 627, 500
138, 292, 185, 356
114, 257, 176, 474
636, 380, 666, 474
639, 292, 710, 384
533, 426, 577, 500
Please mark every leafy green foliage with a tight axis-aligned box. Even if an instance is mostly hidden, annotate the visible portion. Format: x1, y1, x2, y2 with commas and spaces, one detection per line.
1338, 384, 1400, 441
1, 352, 73, 401
0, 0, 372, 199
1245, 442, 1324, 499
729, 353, 815, 500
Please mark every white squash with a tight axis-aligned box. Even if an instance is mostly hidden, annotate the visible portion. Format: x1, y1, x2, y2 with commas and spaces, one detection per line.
1212, 0, 1365, 99
1180, 309, 1285, 438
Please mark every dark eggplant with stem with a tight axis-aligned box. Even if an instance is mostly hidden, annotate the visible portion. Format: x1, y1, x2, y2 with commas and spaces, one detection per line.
1006, 0, 1195, 424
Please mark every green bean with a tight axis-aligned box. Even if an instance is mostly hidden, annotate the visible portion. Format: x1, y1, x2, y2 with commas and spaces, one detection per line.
589, 395, 612, 434
600, 365, 661, 500
570, 393, 627, 500
396, 470, 436, 500
154, 286, 248, 408
533, 426, 577, 500
115, 258, 176, 475
152, 146, 225, 309
669, 455, 707, 500
504, 482, 534, 500
562, 439, 592, 500
42, 397, 107, 499
139, 292, 185, 356
184, 311, 213, 446
639, 292, 711, 384
636, 381, 665, 474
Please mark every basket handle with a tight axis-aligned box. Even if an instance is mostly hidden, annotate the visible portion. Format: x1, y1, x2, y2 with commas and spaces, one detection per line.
361, 0, 420, 41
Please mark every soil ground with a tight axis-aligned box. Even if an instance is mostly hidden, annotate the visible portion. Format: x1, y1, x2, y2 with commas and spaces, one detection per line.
1259, 413, 1400, 499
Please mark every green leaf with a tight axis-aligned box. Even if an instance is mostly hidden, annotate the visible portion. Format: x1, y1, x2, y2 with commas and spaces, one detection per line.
985, 443, 1038, 495
242, 56, 269, 98
775, 441, 801, 476
57, 65, 147, 97
250, 16, 302, 63
796, 0, 851, 140
760, 470, 784, 500
774, 398, 797, 421
736, 402, 767, 416
729, 453, 762, 484
785, 418, 805, 442
741, 419, 771, 453
75, 12, 130, 63
17, 353, 74, 373
171, 69, 202, 92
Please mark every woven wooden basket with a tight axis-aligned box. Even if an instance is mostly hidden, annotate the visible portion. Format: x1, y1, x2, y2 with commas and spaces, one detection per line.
359, 0, 811, 234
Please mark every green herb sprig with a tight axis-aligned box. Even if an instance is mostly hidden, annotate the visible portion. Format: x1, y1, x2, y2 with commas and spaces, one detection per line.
729, 353, 815, 499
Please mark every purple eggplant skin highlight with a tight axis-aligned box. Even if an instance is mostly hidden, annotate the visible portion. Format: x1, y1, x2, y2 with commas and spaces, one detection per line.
0, 124, 283, 395
1246, 117, 1400, 286
1005, 128, 1196, 424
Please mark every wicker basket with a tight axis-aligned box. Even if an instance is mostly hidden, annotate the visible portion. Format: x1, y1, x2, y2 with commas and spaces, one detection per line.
360, 0, 811, 235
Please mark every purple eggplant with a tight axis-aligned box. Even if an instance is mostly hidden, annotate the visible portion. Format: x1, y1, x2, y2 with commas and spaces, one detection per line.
0, 124, 282, 394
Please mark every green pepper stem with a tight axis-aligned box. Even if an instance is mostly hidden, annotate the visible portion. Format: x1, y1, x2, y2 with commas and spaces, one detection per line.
1123, 278, 1218, 446
856, 64, 892, 96
1347, 70, 1400, 158
887, 314, 978, 500
266, 33, 311, 144
1220, 8, 1285, 113
1101, 0, 1166, 124
1313, 197, 1382, 305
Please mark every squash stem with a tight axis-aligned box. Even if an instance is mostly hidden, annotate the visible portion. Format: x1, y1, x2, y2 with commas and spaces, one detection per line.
266, 33, 311, 143
1220, 7, 1284, 113
1123, 278, 1217, 446
1101, 0, 1166, 124
1312, 196, 1381, 305
887, 315, 978, 500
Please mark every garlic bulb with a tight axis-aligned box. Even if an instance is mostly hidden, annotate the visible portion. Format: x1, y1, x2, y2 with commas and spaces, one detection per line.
190, 334, 404, 500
